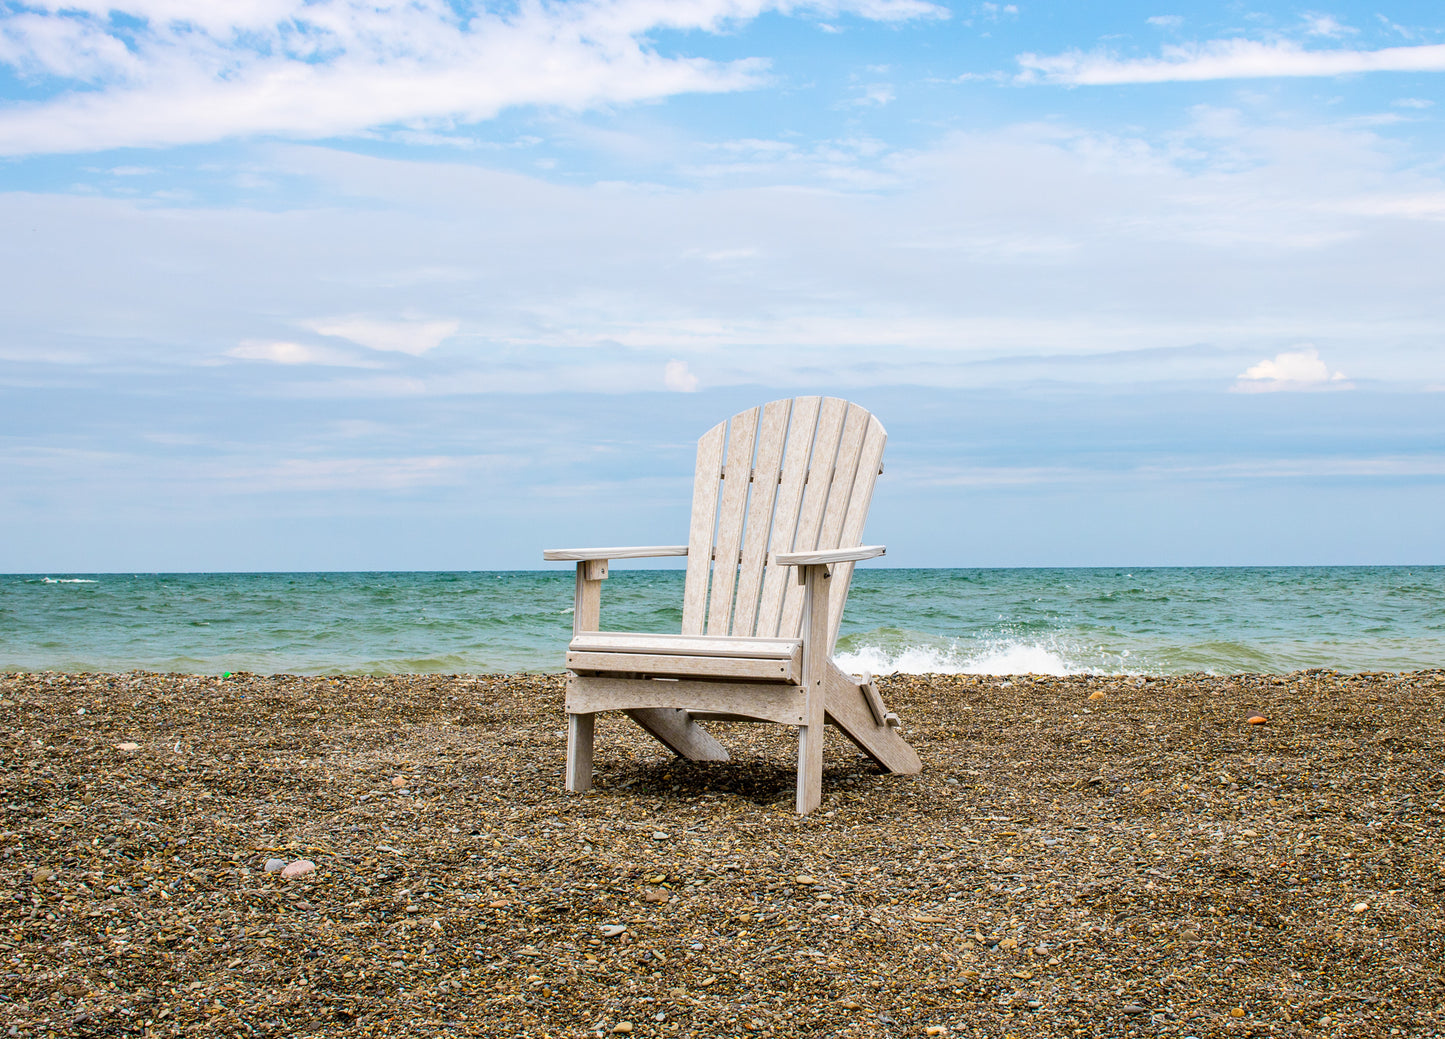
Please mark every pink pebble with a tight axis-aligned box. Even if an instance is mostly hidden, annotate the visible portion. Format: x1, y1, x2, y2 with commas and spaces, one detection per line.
280, 859, 316, 879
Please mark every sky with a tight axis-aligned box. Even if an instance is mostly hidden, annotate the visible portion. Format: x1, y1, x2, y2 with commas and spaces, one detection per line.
1, 0, 1443, 572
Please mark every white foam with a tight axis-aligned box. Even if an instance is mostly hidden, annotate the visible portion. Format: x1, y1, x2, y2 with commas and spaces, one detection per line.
40, 577, 98, 584
835, 639, 1084, 677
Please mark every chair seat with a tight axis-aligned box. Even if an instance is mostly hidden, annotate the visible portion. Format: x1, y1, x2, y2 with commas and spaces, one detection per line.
566, 631, 803, 683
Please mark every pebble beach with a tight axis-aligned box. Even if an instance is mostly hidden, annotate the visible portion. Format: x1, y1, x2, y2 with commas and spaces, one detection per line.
5, 669, 1444, 1038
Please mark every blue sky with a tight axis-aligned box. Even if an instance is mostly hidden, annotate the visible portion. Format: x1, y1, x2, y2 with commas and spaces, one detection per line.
1, 0, 1443, 571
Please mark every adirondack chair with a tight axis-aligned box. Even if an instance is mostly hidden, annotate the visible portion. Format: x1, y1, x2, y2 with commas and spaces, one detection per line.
543, 396, 921, 815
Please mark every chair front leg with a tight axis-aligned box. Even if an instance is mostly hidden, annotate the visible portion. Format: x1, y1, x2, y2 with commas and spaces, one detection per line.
796, 563, 831, 815
566, 559, 608, 794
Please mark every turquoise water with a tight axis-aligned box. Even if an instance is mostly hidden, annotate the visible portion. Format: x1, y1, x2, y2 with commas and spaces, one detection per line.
2, 567, 1442, 676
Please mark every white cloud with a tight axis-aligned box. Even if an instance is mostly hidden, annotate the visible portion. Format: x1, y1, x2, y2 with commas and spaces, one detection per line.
308, 317, 459, 356
978, 3, 1018, 21
1018, 39, 1445, 85
1146, 16, 1183, 30
6, 109, 1445, 396
227, 339, 378, 367
1301, 14, 1354, 38
1232, 347, 1351, 392
851, 82, 896, 106
1393, 97, 1434, 108
663, 360, 700, 392
0, 0, 945, 156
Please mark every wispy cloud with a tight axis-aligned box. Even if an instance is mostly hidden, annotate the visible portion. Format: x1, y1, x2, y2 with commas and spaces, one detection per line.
663, 359, 699, 392
1018, 39, 1445, 85
308, 317, 459, 356
0, 0, 944, 156
227, 340, 380, 367
1232, 347, 1351, 393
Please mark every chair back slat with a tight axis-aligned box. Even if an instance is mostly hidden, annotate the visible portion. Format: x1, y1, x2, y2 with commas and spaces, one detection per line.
681, 419, 727, 634
705, 406, 761, 635
731, 399, 793, 636
753, 396, 822, 637
681, 396, 884, 649
827, 414, 887, 650
776, 398, 856, 640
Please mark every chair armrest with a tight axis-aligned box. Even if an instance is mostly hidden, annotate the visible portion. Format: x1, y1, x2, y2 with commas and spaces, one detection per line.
773, 545, 885, 566
543, 545, 689, 562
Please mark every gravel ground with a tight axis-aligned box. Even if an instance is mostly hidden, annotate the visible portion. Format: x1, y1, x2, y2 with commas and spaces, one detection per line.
4, 669, 1444, 1039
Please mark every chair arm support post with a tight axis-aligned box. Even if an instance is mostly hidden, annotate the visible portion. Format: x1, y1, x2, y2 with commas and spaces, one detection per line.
796, 562, 831, 815
573, 560, 606, 636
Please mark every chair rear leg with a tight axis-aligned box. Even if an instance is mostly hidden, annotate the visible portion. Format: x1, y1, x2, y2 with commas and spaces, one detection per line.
566, 712, 595, 793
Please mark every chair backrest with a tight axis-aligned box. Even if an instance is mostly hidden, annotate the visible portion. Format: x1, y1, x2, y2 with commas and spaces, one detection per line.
680, 397, 886, 653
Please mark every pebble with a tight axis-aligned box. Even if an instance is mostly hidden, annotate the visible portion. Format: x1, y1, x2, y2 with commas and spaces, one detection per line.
611, 1022, 633, 1034
1352, 902, 1370, 913
1122, 1004, 1147, 1015
390, 776, 407, 788
1229, 1007, 1246, 1018
600, 924, 627, 938
1247, 716, 1268, 725
1088, 691, 1107, 701
651, 831, 668, 841
264, 858, 287, 873
280, 859, 316, 879
795, 875, 818, 885
926, 1027, 946, 1036
33, 868, 54, 884
115, 742, 140, 752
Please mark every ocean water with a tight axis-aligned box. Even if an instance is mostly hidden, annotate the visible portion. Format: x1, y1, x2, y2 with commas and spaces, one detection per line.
2, 567, 1441, 677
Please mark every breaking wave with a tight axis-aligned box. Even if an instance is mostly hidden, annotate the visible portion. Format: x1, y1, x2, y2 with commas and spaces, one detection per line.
834, 631, 1093, 676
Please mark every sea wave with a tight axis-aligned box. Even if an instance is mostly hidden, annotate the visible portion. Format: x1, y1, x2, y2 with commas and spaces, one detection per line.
36, 577, 98, 584
835, 634, 1089, 676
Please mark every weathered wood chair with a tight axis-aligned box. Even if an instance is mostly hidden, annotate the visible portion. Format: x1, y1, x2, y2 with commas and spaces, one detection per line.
543, 396, 921, 815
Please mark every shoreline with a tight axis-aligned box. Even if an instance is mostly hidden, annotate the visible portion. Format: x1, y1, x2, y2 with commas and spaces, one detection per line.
5, 670, 1444, 1037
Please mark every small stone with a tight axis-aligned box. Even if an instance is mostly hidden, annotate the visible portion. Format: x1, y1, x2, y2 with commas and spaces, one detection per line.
264, 858, 287, 873
1122, 1004, 1147, 1015
1088, 691, 1107, 701
1229, 1007, 1246, 1018
1247, 716, 1268, 725
1352, 902, 1370, 913
115, 742, 140, 752
280, 859, 316, 879
32, 868, 54, 884
651, 831, 668, 841
391, 776, 407, 788
612, 1022, 633, 1034
641, 889, 669, 903
488, 899, 511, 908
839, 1000, 862, 1010
926, 1028, 947, 1036
795, 875, 818, 885
600, 924, 627, 938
